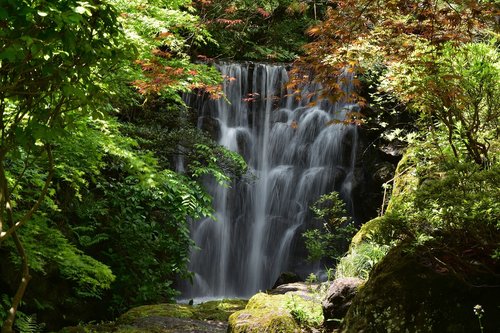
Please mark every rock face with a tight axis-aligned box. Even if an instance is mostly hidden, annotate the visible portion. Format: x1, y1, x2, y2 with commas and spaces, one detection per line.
322, 277, 364, 330
341, 242, 500, 333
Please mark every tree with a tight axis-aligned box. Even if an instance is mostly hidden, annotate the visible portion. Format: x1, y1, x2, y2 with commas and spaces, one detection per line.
289, 0, 497, 109
110, 0, 223, 100
384, 42, 499, 165
0, 1, 125, 331
192, 0, 318, 61
303, 191, 357, 262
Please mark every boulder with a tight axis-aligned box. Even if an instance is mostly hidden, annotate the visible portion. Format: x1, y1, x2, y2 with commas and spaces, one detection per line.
272, 272, 302, 289
268, 282, 322, 302
199, 116, 221, 140
61, 299, 248, 333
228, 309, 300, 333
322, 277, 364, 330
341, 241, 500, 332
228, 291, 323, 333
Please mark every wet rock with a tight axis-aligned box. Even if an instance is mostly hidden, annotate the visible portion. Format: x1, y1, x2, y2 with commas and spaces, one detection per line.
372, 161, 395, 185
322, 277, 363, 330
272, 272, 302, 289
199, 116, 220, 140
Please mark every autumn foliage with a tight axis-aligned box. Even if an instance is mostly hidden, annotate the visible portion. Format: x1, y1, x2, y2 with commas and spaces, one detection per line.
290, 0, 498, 104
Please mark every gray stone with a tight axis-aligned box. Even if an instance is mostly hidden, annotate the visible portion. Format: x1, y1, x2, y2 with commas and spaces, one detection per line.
322, 277, 363, 330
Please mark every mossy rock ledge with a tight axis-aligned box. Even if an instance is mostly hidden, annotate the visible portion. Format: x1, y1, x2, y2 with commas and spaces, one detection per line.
60, 299, 248, 333
228, 286, 324, 333
340, 241, 500, 333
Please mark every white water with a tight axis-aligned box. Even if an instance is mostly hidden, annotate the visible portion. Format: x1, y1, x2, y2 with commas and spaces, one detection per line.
183, 63, 358, 298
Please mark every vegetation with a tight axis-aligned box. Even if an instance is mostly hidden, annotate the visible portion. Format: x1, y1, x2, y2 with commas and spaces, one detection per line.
228, 292, 323, 332
303, 191, 357, 262
193, 0, 319, 61
0, 0, 245, 330
0, 0, 498, 331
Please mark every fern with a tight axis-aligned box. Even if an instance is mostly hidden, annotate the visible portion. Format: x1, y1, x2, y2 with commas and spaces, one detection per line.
0, 295, 45, 333
15, 313, 45, 333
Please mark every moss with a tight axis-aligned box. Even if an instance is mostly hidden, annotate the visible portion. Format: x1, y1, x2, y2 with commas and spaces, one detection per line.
117, 299, 247, 324
246, 293, 289, 310
228, 309, 300, 333
385, 148, 419, 212
350, 216, 385, 247
60, 299, 247, 333
118, 304, 195, 324
227, 292, 322, 332
114, 326, 163, 333
341, 242, 500, 332
194, 299, 248, 321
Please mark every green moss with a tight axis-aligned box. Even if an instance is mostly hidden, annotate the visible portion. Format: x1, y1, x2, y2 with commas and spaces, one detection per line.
350, 216, 385, 247
341, 241, 500, 332
246, 293, 289, 310
227, 292, 322, 332
116, 299, 247, 325
228, 309, 300, 333
118, 304, 195, 324
194, 299, 248, 321
114, 326, 163, 333
386, 148, 419, 212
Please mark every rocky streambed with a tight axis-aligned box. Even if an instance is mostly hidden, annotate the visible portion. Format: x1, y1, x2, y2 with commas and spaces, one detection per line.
60, 280, 361, 333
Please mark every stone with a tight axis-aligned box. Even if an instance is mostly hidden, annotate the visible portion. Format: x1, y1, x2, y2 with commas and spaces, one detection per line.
322, 277, 364, 330
227, 292, 323, 333
271, 272, 302, 289
228, 309, 299, 333
372, 162, 395, 185
119, 316, 228, 333
198, 116, 220, 140
341, 241, 500, 332
61, 299, 248, 333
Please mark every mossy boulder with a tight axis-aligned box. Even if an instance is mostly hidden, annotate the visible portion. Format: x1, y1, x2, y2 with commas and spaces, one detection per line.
62, 299, 248, 333
194, 299, 249, 321
118, 304, 195, 324
228, 291, 323, 333
229, 308, 300, 333
341, 241, 500, 333
350, 148, 419, 249
117, 299, 247, 324
350, 216, 385, 247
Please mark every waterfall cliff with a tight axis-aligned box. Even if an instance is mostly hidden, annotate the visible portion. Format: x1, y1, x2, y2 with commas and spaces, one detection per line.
183, 63, 359, 298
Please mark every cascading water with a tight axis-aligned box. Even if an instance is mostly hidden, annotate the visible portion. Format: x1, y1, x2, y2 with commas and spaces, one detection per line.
183, 63, 359, 299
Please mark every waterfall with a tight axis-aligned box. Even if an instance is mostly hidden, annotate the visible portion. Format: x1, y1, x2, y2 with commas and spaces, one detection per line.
183, 63, 358, 299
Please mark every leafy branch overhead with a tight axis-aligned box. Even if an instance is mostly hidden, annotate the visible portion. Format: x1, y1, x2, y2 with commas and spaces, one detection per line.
290, 0, 498, 107
0, 0, 246, 330
113, 0, 223, 99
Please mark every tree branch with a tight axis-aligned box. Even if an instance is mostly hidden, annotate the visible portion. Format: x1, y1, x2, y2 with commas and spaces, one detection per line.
0, 144, 54, 242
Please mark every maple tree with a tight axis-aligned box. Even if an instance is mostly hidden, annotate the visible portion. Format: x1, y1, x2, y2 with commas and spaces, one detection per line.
290, 0, 498, 163
291, 0, 497, 98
